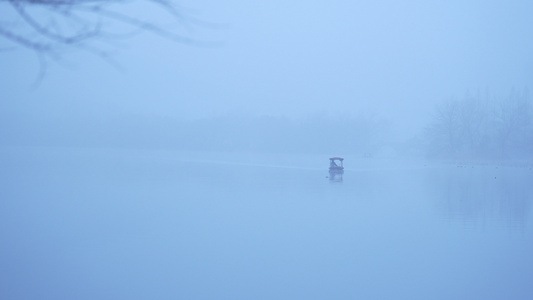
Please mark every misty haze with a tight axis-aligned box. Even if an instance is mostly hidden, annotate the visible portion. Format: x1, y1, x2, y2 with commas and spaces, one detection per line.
1, 1, 533, 299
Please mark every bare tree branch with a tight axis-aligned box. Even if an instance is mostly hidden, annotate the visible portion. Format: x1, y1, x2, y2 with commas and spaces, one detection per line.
0, 0, 220, 77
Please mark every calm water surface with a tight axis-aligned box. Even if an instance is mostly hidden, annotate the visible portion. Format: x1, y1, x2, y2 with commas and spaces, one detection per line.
1, 147, 532, 299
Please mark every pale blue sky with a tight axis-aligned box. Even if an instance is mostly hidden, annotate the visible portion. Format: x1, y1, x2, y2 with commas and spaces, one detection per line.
1, 0, 533, 138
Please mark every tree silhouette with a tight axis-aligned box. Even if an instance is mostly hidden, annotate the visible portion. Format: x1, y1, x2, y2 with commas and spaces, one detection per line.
1, 0, 215, 71
424, 89, 532, 160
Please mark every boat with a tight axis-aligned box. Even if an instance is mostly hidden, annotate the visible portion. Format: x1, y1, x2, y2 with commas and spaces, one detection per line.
329, 157, 344, 171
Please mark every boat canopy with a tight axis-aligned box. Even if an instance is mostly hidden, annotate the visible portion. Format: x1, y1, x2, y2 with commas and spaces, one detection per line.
329, 157, 344, 161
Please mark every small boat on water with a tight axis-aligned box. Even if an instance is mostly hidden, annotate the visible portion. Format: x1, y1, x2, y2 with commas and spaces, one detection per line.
329, 157, 344, 171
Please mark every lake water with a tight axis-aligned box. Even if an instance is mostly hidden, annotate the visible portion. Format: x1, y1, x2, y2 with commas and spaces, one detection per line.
1, 147, 532, 299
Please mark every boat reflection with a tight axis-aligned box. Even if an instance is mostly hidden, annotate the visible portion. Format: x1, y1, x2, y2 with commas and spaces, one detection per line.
328, 170, 344, 183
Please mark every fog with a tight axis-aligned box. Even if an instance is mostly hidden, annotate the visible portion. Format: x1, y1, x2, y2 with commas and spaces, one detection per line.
1, 0, 533, 299
2, 0, 533, 139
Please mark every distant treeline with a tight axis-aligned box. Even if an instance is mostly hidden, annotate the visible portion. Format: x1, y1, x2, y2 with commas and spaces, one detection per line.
1, 112, 390, 155
423, 89, 532, 159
